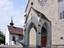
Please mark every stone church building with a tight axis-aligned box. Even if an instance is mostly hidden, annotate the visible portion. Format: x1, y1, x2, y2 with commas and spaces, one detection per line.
24, 0, 64, 48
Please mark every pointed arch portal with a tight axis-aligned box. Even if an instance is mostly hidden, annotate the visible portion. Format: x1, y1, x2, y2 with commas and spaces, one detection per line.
41, 22, 51, 48
41, 26, 47, 47
24, 12, 51, 48
29, 27, 36, 47
28, 22, 37, 48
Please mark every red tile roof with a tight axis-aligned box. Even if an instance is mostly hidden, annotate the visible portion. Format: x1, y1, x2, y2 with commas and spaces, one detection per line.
8, 25, 23, 36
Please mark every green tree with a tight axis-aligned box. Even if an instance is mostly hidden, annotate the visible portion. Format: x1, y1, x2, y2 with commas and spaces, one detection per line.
0, 31, 5, 44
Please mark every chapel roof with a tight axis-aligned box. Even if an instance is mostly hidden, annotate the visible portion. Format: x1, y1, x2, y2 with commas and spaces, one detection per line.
8, 25, 23, 36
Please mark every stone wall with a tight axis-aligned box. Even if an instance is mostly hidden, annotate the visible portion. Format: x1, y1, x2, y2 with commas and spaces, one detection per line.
0, 45, 23, 48
52, 45, 64, 48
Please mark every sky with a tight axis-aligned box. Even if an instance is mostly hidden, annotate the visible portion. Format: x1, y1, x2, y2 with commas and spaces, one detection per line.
0, 0, 27, 34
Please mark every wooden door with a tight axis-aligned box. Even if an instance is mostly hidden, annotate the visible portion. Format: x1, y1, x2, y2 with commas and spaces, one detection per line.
41, 27, 47, 47
41, 36, 47, 47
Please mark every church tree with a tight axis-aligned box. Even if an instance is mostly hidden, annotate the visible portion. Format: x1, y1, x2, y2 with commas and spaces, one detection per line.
0, 31, 5, 44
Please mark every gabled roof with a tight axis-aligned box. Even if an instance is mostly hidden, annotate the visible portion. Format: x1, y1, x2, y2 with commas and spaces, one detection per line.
8, 25, 23, 36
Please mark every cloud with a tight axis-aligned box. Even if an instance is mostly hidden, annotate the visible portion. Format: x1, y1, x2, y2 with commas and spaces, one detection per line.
0, 0, 13, 9
0, 0, 13, 17
0, 0, 26, 34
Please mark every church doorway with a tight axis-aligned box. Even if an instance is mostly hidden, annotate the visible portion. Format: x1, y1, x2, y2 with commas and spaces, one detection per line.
41, 26, 47, 47
40, 22, 51, 48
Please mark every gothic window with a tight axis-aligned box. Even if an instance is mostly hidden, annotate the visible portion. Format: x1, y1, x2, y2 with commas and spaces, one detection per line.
63, 11, 64, 17
60, 11, 64, 19
58, 0, 64, 19
60, 12, 63, 19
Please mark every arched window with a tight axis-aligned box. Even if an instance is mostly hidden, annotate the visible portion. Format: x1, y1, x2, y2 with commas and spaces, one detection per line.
41, 27, 47, 36
12, 36, 15, 41
58, 0, 64, 19
12, 36, 16, 44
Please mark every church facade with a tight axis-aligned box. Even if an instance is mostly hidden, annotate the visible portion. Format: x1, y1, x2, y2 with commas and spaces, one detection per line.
24, 0, 64, 48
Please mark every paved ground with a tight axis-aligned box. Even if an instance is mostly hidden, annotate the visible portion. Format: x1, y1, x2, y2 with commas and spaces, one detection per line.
0, 45, 37, 48
0, 45, 23, 48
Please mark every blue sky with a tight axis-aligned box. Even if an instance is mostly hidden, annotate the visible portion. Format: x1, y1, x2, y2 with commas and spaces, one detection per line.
0, 0, 27, 34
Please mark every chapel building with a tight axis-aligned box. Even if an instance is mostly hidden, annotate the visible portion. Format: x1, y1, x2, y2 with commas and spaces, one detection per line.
6, 18, 23, 46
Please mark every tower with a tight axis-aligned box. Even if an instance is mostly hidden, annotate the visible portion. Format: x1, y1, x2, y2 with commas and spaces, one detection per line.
10, 16, 14, 26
